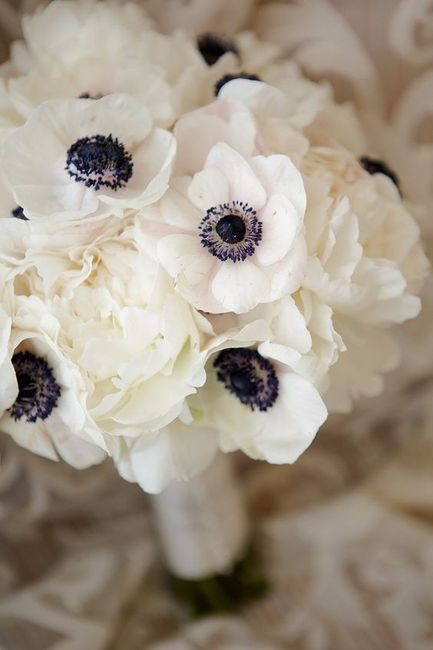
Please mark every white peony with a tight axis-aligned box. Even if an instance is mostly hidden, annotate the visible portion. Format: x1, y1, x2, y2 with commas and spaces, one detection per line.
50, 234, 206, 441
16, 0, 153, 72
300, 150, 428, 411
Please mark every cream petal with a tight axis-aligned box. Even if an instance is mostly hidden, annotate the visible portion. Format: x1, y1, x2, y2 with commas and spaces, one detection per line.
98, 128, 175, 208
157, 233, 215, 286
256, 194, 300, 266
211, 260, 270, 313
0, 358, 18, 413
160, 183, 201, 230
127, 422, 218, 494
255, 372, 327, 463
1, 415, 58, 461
205, 143, 267, 209
48, 420, 106, 469
251, 153, 306, 217
188, 166, 230, 211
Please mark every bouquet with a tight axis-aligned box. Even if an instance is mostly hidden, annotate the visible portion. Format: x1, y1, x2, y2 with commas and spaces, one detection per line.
0, 0, 428, 497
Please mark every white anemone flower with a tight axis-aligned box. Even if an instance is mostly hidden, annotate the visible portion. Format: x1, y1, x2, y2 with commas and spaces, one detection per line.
197, 344, 327, 464
0, 296, 106, 468
172, 97, 259, 175
217, 64, 329, 142
1, 94, 175, 223
139, 140, 307, 314
8, 57, 175, 127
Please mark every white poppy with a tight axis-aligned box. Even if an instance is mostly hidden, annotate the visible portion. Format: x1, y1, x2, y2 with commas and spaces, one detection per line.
1, 93, 175, 223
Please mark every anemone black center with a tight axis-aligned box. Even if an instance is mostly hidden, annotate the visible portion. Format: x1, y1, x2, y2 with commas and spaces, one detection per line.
197, 33, 239, 66
17, 372, 38, 402
359, 156, 400, 193
215, 214, 246, 244
11, 205, 28, 220
65, 134, 133, 191
79, 92, 104, 100
230, 370, 256, 397
215, 72, 262, 96
8, 351, 61, 423
199, 200, 262, 263
214, 348, 279, 411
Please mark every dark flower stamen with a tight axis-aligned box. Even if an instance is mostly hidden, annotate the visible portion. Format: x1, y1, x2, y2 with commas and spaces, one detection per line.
65, 134, 133, 191
359, 156, 401, 193
199, 200, 262, 263
8, 351, 61, 423
197, 33, 239, 66
78, 92, 104, 100
214, 348, 279, 411
11, 205, 28, 221
215, 72, 262, 96
215, 214, 246, 243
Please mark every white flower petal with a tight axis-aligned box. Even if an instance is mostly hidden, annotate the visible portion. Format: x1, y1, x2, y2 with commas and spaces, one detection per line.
255, 372, 327, 463
158, 233, 216, 287
188, 166, 230, 211
205, 143, 267, 209
211, 260, 270, 313
127, 422, 218, 494
256, 194, 300, 266
251, 153, 306, 216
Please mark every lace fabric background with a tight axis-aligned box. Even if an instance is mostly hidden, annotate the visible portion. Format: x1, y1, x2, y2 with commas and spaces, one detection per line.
1, 1, 433, 648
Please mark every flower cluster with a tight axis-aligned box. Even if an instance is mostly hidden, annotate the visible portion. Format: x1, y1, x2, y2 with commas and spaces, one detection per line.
0, 0, 427, 493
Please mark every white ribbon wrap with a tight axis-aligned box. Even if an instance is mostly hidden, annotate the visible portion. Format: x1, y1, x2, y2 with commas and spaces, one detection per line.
151, 454, 249, 580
